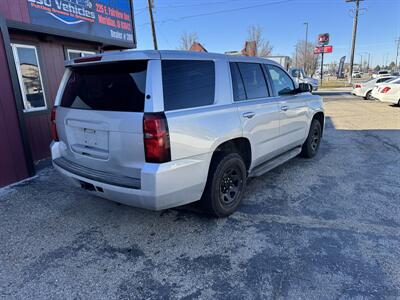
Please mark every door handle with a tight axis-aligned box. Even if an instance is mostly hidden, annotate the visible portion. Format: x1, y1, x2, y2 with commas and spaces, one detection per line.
281, 106, 289, 111
242, 112, 256, 119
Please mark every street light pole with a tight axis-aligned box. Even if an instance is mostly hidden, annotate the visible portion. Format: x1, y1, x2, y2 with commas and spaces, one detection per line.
346, 0, 363, 84
396, 38, 400, 70
304, 22, 309, 74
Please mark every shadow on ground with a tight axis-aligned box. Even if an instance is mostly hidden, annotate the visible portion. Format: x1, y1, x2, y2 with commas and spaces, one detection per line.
1, 103, 400, 299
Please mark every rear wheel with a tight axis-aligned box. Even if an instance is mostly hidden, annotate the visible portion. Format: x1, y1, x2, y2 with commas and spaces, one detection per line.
364, 91, 372, 100
300, 119, 322, 158
200, 152, 246, 217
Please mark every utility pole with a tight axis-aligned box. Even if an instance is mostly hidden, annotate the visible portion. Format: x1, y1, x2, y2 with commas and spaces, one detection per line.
320, 52, 324, 86
148, 0, 158, 50
304, 22, 309, 74
346, 0, 363, 84
396, 38, 400, 69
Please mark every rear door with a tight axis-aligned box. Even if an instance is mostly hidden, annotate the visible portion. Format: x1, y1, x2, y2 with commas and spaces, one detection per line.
266, 64, 309, 150
230, 62, 281, 167
55, 60, 149, 179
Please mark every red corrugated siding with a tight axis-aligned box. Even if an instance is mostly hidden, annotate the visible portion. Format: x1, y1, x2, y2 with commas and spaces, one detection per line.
0, 30, 29, 187
24, 114, 52, 161
0, 0, 30, 23
22, 41, 65, 161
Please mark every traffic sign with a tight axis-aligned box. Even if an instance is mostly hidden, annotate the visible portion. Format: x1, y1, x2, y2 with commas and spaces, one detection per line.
318, 33, 330, 46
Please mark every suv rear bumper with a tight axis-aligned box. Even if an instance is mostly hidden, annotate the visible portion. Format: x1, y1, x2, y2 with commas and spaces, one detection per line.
51, 142, 210, 210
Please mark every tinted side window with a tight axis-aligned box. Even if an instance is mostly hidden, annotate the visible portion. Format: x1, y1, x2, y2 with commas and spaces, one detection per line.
267, 65, 295, 96
237, 63, 269, 99
230, 63, 246, 101
162, 60, 215, 110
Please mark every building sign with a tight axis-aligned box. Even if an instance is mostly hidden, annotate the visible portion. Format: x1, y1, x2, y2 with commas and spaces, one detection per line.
318, 33, 329, 46
26, 0, 135, 47
314, 45, 333, 54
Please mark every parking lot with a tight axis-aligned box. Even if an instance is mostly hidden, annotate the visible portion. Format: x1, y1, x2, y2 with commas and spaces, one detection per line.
1, 92, 400, 299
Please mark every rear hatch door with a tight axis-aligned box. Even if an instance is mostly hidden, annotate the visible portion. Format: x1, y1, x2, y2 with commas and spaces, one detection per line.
56, 60, 148, 180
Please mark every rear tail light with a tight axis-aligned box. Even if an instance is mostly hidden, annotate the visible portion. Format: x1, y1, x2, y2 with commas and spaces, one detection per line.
50, 106, 59, 141
381, 87, 391, 93
354, 84, 361, 88
143, 113, 171, 163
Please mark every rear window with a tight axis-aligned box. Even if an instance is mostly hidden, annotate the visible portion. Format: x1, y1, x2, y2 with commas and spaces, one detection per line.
162, 60, 215, 111
60, 61, 147, 112
377, 77, 392, 83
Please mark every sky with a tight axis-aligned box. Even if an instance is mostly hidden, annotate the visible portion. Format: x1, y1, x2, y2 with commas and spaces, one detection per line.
133, 0, 400, 67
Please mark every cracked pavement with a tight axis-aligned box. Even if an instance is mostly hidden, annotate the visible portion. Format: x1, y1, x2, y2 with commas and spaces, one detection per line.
1, 93, 400, 299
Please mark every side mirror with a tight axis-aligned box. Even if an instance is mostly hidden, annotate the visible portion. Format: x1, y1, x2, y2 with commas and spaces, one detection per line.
297, 83, 311, 93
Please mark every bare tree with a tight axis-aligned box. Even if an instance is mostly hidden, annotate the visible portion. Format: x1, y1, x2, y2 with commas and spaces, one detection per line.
292, 40, 320, 76
178, 32, 199, 50
246, 25, 273, 57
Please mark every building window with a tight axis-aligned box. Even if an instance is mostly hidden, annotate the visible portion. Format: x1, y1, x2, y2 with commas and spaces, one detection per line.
12, 44, 47, 112
67, 49, 96, 60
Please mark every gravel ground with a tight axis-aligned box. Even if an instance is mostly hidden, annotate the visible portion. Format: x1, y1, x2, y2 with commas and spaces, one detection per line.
1, 93, 400, 299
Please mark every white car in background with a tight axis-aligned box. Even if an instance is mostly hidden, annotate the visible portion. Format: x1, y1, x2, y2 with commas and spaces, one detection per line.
372, 70, 390, 78
371, 77, 400, 105
352, 76, 397, 100
288, 68, 319, 92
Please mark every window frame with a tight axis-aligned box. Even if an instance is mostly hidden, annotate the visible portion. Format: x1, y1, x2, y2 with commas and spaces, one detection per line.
266, 64, 296, 97
230, 62, 271, 102
67, 49, 97, 60
229, 62, 247, 102
11, 43, 48, 113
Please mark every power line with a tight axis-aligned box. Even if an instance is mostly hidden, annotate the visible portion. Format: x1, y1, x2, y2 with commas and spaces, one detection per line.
137, 0, 295, 28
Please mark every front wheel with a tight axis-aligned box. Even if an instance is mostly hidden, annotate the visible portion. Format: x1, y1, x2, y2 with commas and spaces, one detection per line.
300, 119, 322, 158
200, 153, 247, 217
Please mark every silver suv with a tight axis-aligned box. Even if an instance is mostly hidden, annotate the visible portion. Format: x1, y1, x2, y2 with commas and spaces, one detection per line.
51, 50, 324, 217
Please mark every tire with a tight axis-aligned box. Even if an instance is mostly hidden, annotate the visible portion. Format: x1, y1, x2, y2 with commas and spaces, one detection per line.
200, 152, 247, 217
300, 119, 322, 158
364, 91, 372, 100
309, 85, 313, 93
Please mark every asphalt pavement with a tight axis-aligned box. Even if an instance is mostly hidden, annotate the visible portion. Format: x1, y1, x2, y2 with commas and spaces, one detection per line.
1, 91, 400, 299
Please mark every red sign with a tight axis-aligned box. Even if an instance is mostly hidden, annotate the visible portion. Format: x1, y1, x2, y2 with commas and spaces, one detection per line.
318, 33, 330, 46
324, 45, 333, 53
314, 46, 323, 54
314, 45, 333, 54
